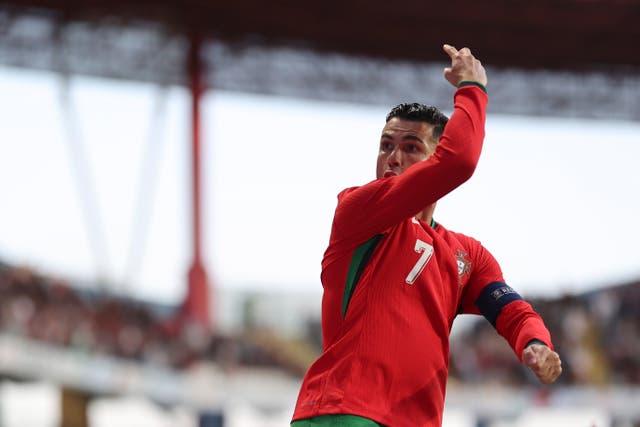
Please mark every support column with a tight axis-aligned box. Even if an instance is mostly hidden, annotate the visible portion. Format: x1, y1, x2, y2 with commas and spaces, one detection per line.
185, 32, 212, 331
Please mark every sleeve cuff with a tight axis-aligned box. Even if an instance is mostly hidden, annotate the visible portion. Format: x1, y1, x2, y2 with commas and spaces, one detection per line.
458, 81, 487, 94
525, 339, 548, 348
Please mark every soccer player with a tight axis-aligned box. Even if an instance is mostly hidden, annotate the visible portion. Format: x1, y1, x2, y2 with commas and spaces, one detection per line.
290, 44, 562, 427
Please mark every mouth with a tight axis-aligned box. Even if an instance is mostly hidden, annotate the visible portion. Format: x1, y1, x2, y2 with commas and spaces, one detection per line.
383, 170, 399, 178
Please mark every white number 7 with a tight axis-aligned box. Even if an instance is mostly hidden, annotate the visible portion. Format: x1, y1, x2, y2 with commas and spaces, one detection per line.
405, 239, 434, 285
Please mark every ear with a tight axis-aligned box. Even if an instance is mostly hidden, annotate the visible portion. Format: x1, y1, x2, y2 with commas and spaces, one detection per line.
426, 139, 438, 155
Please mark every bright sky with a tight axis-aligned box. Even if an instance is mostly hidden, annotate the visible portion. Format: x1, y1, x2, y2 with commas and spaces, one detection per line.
1, 66, 639, 305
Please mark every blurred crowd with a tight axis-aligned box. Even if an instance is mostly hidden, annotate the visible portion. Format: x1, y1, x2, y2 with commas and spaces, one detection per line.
449, 281, 640, 386
0, 260, 293, 375
1, 259, 638, 385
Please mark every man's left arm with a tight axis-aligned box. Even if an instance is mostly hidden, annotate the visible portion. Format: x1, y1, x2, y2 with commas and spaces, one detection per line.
459, 241, 562, 384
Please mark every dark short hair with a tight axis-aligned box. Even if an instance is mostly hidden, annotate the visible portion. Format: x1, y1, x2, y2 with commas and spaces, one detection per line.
385, 103, 449, 142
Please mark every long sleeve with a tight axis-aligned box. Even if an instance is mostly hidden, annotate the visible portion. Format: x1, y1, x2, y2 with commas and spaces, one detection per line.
495, 301, 554, 361
459, 239, 554, 361
332, 86, 488, 246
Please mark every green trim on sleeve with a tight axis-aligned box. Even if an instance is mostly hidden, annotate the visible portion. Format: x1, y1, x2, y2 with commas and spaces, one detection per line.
457, 80, 487, 94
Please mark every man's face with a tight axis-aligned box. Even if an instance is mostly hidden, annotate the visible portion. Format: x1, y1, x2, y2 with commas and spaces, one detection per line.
376, 118, 438, 179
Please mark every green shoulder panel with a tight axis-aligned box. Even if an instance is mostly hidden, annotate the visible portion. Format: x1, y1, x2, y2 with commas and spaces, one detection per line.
342, 234, 384, 318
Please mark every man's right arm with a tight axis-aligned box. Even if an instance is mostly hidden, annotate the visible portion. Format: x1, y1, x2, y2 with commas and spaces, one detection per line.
333, 46, 488, 244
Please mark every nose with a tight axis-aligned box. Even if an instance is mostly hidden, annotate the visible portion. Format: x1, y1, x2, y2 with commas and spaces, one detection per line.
387, 147, 401, 167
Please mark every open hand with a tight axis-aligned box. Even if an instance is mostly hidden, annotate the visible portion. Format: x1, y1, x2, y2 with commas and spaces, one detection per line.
442, 44, 487, 88
522, 344, 562, 384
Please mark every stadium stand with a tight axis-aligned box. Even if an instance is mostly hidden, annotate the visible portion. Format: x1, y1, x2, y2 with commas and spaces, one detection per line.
1, 258, 638, 386
1, 258, 639, 426
0, 260, 314, 376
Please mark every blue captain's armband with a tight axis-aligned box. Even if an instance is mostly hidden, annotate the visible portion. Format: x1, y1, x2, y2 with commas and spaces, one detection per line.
475, 281, 523, 326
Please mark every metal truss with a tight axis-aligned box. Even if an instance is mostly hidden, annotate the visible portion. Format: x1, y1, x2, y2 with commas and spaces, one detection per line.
1, 8, 639, 121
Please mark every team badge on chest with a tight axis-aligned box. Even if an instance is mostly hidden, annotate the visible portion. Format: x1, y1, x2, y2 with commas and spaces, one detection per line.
455, 249, 472, 284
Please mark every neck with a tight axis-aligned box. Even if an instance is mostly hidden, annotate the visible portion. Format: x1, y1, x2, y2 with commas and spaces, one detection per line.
416, 203, 437, 226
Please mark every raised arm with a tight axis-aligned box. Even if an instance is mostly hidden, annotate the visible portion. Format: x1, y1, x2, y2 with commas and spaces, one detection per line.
332, 45, 488, 244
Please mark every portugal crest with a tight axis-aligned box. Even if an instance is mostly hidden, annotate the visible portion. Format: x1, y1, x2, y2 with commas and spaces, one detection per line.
456, 249, 472, 283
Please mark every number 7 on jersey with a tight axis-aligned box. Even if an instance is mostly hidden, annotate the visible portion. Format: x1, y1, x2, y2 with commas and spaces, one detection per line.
405, 239, 434, 285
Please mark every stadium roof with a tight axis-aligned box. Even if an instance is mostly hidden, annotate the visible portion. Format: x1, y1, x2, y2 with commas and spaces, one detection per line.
1, 0, 639, 119
4, 0, 640, 70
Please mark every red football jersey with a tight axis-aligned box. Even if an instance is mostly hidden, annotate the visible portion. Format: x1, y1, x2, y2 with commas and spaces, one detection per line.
292, 87, 552, 427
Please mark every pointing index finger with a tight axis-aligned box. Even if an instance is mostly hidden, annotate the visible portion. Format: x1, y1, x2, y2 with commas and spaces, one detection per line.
443, 44, 458, 58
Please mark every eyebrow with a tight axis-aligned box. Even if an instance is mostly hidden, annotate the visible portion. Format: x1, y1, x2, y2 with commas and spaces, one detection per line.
381, 132, 426, 145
